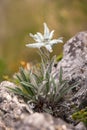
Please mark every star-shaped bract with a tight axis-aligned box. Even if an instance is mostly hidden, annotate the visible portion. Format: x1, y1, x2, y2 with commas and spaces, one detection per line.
26, 23, 63, 52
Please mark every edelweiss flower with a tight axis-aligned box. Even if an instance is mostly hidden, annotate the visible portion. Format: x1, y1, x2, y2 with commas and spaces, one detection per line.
26, 23, 63, 52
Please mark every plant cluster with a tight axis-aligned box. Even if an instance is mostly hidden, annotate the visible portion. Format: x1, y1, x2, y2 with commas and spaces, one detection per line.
72, 107, 87, 125
8, 23, 77, 115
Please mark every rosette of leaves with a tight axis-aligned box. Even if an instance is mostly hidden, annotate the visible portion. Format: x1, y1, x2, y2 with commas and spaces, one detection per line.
72, 107, 87, 125
7, 23, 77, 115
8, 55, 76, 115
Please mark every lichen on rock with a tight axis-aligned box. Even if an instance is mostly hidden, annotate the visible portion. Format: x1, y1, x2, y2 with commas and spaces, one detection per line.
0, 81, 32, 128
56, 31, 87, 81
52, 31, 87, 124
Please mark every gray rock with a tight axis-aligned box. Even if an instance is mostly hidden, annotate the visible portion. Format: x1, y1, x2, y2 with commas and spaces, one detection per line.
0, 81, 84, 130
52, 31, 87, 123
57, 31, 87, 81
0, 81, 75, 130
13, 113, 75, 130
0, 81, 33, 128
75, 122, 87, 130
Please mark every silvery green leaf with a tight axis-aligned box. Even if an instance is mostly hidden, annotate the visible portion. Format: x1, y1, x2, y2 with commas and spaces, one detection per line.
26, 43, 44, 48
43, 108, 53, 114
37, 80, 47, 96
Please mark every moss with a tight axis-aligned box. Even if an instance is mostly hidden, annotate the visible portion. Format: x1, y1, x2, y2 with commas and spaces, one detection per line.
56, 53, 63, 62
72, 107, 87, 125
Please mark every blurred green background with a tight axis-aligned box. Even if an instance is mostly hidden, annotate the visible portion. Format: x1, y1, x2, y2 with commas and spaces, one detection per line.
0, 0, 87, 81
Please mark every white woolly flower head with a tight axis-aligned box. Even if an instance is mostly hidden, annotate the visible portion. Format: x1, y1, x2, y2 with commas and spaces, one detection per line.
26, 23, 63, 52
